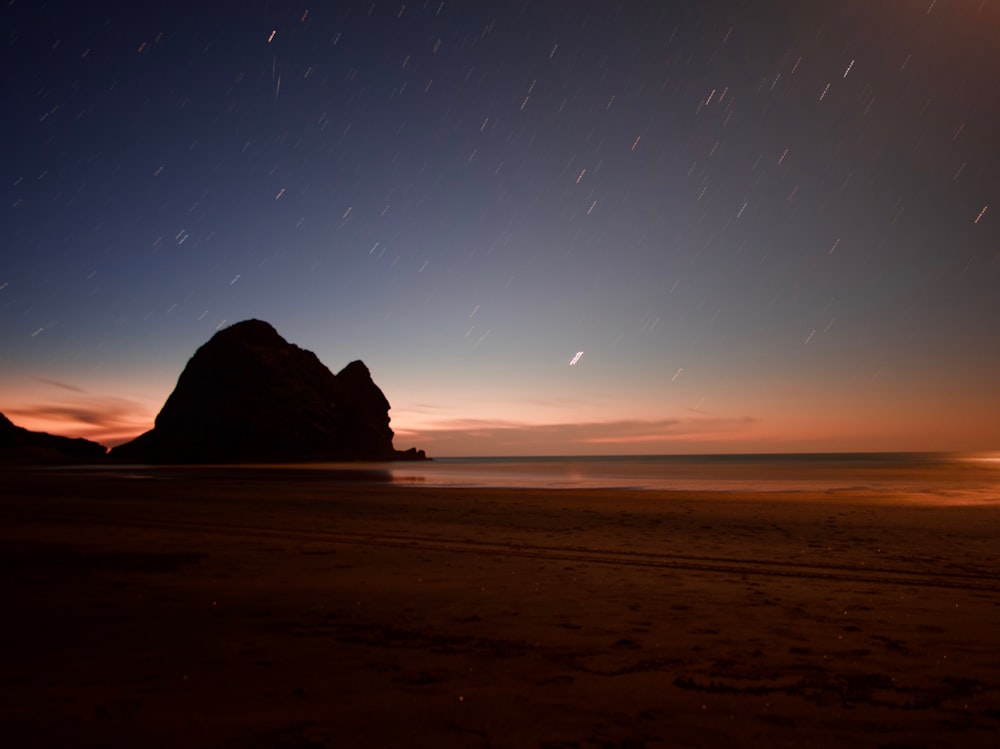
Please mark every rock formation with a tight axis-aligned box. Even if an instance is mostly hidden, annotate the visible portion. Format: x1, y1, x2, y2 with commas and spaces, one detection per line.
109, 319, 427, 464
0, 412, 108, 464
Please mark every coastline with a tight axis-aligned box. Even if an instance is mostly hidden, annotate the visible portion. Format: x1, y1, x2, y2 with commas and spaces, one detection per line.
3, 468, 999, 747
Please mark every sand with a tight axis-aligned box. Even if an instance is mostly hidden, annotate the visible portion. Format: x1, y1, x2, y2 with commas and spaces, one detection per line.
2, 467, 999, 748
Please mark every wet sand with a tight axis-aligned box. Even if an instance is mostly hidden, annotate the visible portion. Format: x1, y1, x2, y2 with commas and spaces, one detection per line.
3, 467, 999, 748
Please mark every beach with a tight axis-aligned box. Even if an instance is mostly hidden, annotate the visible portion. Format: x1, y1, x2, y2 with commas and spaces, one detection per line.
3, 467, 999, 748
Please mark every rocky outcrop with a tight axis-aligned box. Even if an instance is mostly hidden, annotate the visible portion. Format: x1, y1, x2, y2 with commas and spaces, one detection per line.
109, 319, 427, 464
0, 412, 108, 464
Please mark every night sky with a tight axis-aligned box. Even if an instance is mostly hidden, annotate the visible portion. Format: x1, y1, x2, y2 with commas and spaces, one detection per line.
3, 0, 999, 456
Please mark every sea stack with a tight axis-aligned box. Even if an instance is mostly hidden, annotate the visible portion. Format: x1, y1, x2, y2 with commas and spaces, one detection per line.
110, 319, 427, 464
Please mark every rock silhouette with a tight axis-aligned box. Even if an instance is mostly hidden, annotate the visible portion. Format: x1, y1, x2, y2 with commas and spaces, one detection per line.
110, 319, 427, 463
0, 412, 108, 464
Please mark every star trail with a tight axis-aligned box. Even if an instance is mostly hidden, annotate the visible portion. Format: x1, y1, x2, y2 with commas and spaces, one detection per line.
2, 0, 998, 455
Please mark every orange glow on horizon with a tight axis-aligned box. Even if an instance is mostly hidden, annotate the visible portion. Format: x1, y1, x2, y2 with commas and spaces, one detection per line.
5, 369, 999, 456
3, 411, 150, 448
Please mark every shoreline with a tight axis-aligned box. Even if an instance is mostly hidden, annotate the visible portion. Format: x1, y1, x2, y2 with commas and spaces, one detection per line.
12, 456, 1000, 505
3, 470, 999, 747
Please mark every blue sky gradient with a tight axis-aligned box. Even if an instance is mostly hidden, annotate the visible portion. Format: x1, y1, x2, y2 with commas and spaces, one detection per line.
3, 0, 999, 455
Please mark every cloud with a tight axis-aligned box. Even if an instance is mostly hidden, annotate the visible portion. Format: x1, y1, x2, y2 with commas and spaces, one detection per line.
5, 399, 762, 456
4, 396, 155, 446
35, 378, 87, 393
578, 416, 760, 444
395, 415, 761, 455
395, 402, 463, 416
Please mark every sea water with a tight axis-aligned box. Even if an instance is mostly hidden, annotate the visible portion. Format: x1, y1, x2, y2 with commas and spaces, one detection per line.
378, 452, 1000, 501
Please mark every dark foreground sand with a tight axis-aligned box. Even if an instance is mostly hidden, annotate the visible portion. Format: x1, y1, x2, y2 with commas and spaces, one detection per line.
3, 468, 999, 748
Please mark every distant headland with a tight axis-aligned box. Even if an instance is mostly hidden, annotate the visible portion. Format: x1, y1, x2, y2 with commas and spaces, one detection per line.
0, 411, 107, 465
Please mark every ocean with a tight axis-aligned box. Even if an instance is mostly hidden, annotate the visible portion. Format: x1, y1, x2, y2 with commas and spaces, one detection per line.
375, 452, 1000, 501
86, 452, 1000, 504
